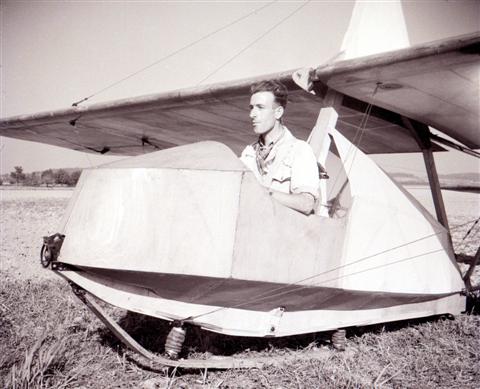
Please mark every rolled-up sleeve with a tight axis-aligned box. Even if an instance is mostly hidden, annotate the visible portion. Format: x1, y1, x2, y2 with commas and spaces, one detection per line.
290, 141, 320, 199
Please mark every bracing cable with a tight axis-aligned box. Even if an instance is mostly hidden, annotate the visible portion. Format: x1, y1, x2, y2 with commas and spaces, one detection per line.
186, 248, 445, 322
325, 84, 379, 201
195, 1, 310, 86
184, 217, 478, 321
454, 216, 480, 255
461, 217, 480, 242
71, 1, 278, 106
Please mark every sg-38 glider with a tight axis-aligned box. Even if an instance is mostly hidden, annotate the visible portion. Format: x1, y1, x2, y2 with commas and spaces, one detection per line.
1, 11, 479, 368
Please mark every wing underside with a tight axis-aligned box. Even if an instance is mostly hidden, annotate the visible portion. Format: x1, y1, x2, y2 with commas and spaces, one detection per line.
1, 32, 478, 156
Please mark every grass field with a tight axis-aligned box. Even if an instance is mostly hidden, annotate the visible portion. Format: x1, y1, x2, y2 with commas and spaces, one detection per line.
1, 187, 479, 388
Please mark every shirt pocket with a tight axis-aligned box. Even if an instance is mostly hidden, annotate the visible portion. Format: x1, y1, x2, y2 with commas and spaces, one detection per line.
271, 160, 292, 183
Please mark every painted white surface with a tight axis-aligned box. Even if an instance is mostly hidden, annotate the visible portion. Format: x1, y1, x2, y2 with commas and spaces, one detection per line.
340, 0, 410, 60
60, 168, 242, 277
52, 129, 469, 336
332, 129, 464, 294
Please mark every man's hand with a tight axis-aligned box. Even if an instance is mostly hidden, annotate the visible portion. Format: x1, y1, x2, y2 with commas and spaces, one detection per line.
270, 190, 315, 215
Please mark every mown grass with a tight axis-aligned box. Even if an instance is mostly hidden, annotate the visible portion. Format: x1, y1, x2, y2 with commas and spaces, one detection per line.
1, 275, 479, 388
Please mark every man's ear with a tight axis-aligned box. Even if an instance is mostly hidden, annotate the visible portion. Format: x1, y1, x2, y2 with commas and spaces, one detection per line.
274, 105, 284, 120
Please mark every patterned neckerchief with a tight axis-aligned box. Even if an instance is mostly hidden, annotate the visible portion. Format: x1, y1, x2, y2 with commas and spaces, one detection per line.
253, 127, 285, 175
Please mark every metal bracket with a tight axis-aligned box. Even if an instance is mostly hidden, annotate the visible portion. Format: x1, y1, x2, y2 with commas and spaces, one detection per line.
265, 306, 285, 336
51, 261, 69, 271
40, 233, 65, 268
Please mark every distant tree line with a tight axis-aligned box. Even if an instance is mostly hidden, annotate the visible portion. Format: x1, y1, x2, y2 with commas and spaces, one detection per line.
0, 166, 82, 187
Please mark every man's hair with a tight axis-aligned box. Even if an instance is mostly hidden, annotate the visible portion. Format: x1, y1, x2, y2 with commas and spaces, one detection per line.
250, 80, 288, 108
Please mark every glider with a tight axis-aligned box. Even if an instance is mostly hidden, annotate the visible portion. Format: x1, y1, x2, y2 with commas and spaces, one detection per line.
1, 9, 479, 367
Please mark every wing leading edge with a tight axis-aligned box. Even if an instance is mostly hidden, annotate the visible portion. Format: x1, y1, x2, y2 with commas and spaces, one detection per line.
1, 32, 478, 156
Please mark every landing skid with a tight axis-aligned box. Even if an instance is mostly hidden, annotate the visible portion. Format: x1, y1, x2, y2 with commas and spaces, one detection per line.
71, 284, 334, 369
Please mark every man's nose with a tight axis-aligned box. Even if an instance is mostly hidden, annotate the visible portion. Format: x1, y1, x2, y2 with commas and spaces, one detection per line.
250, 108, 257, 119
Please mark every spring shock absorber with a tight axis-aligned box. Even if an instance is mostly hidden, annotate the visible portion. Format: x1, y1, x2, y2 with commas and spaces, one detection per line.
164, 324, 186, 360
331, 329, 347, 351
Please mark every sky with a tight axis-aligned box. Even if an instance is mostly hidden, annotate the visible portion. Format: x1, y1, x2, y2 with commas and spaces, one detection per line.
0, 0, 479, 176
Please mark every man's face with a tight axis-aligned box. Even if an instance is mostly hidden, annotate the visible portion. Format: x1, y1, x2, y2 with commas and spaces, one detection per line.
249, 91, 283, 136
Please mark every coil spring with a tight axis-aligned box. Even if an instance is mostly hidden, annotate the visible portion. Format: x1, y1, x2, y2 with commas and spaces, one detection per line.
165, 326, 186, 360
331, 329, 346, 351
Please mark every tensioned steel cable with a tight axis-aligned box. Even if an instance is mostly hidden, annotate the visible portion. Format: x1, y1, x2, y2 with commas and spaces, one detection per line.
325, 84, 379, 202
195, 1, 310, 86
71, 1, 278, 106
345, 87, 378, 164
461, 217, 479, 241
184, 217, 477, 321
455, 217, 480, 254
218, 248, 447, 312
185, 248, 445, 322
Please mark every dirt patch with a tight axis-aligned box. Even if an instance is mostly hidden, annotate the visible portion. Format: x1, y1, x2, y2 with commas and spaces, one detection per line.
0, 188, 72, 282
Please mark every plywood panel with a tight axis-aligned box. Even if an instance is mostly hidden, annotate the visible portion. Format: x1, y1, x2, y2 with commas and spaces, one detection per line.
231, 173, 347, 286
59, 167, 242, 278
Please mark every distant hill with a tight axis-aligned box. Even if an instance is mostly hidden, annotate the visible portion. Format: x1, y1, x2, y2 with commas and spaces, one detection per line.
390, 172, 428, 185
2, 165, 478, 191
390, 171, 479, 191
439, 172, 480, 183
438, 172, 480, 193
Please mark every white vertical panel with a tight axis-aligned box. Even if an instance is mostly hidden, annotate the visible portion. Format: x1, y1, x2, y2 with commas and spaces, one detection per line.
340, 0, 410, 60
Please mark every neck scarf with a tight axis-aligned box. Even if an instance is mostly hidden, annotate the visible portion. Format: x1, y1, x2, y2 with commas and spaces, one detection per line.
253, 127, 285, 175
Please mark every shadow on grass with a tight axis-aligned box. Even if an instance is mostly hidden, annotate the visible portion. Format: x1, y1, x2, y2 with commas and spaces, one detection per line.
93, 292, 480, 373
95, 309, 332, 370
466, 290, 480, 315
349, 314, 452, 338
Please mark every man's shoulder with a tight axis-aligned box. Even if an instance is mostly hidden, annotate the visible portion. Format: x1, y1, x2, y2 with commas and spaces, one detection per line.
283, 129, 316, 157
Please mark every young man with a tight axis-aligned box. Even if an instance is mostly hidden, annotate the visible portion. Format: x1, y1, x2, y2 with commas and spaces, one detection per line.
240, 80, 319, 215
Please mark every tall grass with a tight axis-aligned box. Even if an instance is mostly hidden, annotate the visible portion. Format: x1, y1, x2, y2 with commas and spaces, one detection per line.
8, 333, 67, 389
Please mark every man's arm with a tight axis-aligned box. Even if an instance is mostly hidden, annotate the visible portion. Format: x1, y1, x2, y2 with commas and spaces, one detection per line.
270, 190, 315, 215
271, 140, 319, 215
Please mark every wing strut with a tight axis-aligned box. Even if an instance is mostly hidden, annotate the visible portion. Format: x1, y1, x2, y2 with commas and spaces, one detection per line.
401, 117, 450, 233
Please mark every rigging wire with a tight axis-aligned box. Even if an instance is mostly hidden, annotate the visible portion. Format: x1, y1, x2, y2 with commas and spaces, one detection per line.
71, 1, 278, 107
195, 1, 310, 86
185, 217, 478, 321
461, 217, 480, 242
324, 84, 379, 202
215, 248, 447, 316
186, 247, 446, 322
454, 216, 480, 255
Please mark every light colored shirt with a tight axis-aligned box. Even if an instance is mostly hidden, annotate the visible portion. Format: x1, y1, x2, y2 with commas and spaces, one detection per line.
240, 127, 319, 199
